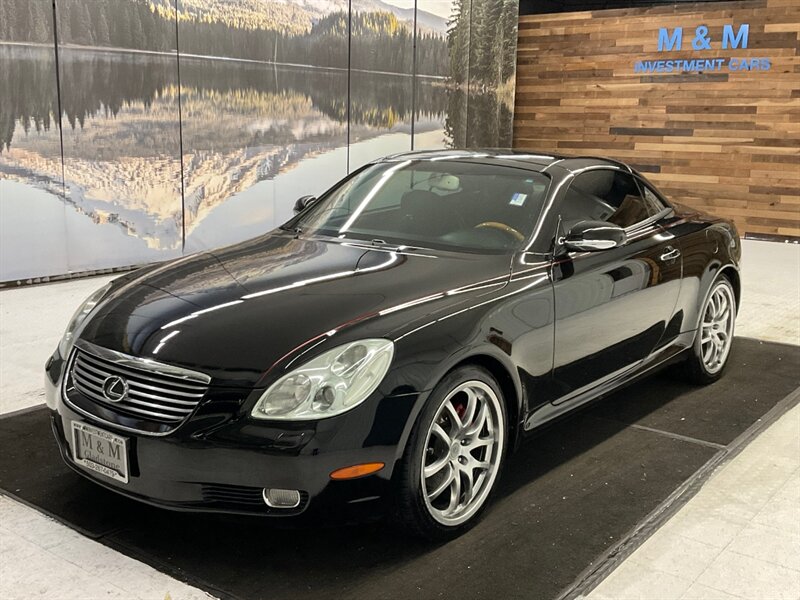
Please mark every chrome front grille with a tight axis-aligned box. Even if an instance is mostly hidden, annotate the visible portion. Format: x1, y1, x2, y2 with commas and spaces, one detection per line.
66, 340, 210, 430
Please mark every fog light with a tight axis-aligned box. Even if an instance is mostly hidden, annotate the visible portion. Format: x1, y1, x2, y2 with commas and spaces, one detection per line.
262, 488, 302, 508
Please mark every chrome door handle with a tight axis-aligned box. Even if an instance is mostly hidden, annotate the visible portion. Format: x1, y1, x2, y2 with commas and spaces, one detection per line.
660, 246, 681, 261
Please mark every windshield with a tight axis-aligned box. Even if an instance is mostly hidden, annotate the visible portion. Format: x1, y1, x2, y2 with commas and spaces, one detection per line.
287, 160, 550, 253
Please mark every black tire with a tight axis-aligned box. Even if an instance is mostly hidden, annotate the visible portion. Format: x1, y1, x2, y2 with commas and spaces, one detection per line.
678, 274, 737, 385
393, 365, 508, 541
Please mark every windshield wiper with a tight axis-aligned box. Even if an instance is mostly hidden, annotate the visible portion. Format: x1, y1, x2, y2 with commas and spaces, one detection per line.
280, 224, 303, 237
368, 239, 422, 252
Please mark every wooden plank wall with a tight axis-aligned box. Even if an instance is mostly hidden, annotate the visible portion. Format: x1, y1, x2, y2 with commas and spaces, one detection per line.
513, 0, 800, 239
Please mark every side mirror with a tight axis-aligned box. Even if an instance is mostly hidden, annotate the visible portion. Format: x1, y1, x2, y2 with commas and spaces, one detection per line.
293, 195, 317, 214
562, 220, 626, 252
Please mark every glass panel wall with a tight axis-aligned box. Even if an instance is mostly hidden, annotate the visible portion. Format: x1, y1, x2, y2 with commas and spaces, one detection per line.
466, 0, 518, 148
348, 6, 415, 170
413, 0, 452, 150
55, 0, 183, 273
0, 0, 518, 282
176, 0, 349, 252
272, 5, 349, 232
0, 0, 68, 280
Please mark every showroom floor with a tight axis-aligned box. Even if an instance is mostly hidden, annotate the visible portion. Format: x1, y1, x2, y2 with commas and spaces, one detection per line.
0, 239, 798, 600
586, 401, 799, 600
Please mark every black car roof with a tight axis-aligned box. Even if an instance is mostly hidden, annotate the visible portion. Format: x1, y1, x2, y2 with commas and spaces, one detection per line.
379, 149, 635, 175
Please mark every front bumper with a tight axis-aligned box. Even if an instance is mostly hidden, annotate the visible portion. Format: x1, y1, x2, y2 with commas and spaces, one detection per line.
45, 351, 420, 522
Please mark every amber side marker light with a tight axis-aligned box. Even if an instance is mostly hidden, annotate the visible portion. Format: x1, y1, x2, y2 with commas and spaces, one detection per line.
330, 462, 385, 480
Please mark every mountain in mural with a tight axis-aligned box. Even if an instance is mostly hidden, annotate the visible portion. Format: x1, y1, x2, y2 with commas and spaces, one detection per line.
0, 0, 518, 281
0, 0, 451, 76
294, 0, 448, 34
169, 0, 313, 34
151, 0, 447, 36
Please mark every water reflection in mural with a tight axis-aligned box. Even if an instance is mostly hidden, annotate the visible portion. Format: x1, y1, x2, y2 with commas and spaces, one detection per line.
0, 6, 69, 280
0, 0, 518, 282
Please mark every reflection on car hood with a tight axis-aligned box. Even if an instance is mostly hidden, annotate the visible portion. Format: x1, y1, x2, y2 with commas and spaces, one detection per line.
77, 233, 511, 386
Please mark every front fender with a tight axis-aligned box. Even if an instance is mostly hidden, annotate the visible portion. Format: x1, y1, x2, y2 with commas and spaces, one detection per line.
675, 221, 740, 334
692, 225, 741, 330
388, 307, 537, 466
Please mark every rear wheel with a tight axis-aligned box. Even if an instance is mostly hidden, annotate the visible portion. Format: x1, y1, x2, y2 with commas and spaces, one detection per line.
394, 366, 507, 540
679, 274, 736, 384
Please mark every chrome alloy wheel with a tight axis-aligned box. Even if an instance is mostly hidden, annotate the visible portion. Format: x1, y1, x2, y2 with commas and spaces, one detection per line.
421, 380, 504, 526
700, 281, 735, 374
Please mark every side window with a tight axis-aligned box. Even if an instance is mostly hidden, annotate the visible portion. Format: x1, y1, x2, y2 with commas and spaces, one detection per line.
561, 170, 653, 229
636, 180, 667, 216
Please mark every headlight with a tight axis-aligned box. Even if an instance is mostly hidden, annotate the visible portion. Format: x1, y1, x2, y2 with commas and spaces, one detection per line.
251, 339, 394, 420
58, 283, 112, 357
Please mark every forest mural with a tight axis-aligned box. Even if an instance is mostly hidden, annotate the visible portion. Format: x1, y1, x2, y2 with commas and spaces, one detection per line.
0, 0, 519, 282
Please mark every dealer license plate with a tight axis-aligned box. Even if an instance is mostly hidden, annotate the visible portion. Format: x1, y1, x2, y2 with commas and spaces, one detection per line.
71, 422, 129, 483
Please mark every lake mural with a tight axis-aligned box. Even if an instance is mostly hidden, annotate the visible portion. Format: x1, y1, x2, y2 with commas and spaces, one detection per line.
0, 0, 519, 282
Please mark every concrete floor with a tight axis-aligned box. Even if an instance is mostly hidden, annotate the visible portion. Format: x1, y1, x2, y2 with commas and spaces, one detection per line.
734, 240, 800, 346
587, 403, 800, 600
0, 239, 798, 599
0, 275, 116, 415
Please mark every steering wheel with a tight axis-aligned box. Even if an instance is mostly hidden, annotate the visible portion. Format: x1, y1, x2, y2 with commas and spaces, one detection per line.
474, 221, 525, 242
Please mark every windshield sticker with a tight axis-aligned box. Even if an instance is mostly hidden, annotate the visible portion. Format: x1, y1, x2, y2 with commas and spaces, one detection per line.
510, 193, 527, 206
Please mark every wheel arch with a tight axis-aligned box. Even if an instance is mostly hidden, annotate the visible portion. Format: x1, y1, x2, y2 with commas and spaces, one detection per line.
699, 223, 742, 318
695, 262, 741, 329
448, 353, 522, 451
680, 260, 739, 384
403, 345, 524, 455
718, 265, 741, 313
389, 349, 523, 538
389, 322, 530, 477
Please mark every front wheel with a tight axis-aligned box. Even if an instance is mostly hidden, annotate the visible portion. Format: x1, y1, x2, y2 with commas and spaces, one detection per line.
679, 274, 737, 384
394, 366, 507, 540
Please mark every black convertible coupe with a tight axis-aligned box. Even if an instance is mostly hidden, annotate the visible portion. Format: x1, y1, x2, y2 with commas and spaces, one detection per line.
45, 150, 740, 539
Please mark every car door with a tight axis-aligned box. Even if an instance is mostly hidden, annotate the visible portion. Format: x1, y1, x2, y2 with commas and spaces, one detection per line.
550, 168, 682, 401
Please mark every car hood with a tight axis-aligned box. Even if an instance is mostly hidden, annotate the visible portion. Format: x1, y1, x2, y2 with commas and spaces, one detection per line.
78, 233, 511, 386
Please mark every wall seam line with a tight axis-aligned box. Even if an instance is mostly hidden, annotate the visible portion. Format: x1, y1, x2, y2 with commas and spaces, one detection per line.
50, 0, 69, 268
174, 0, 187, 253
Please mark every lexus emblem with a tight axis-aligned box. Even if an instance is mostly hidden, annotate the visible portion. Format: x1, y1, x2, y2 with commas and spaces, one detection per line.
102, 376, 128, 403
